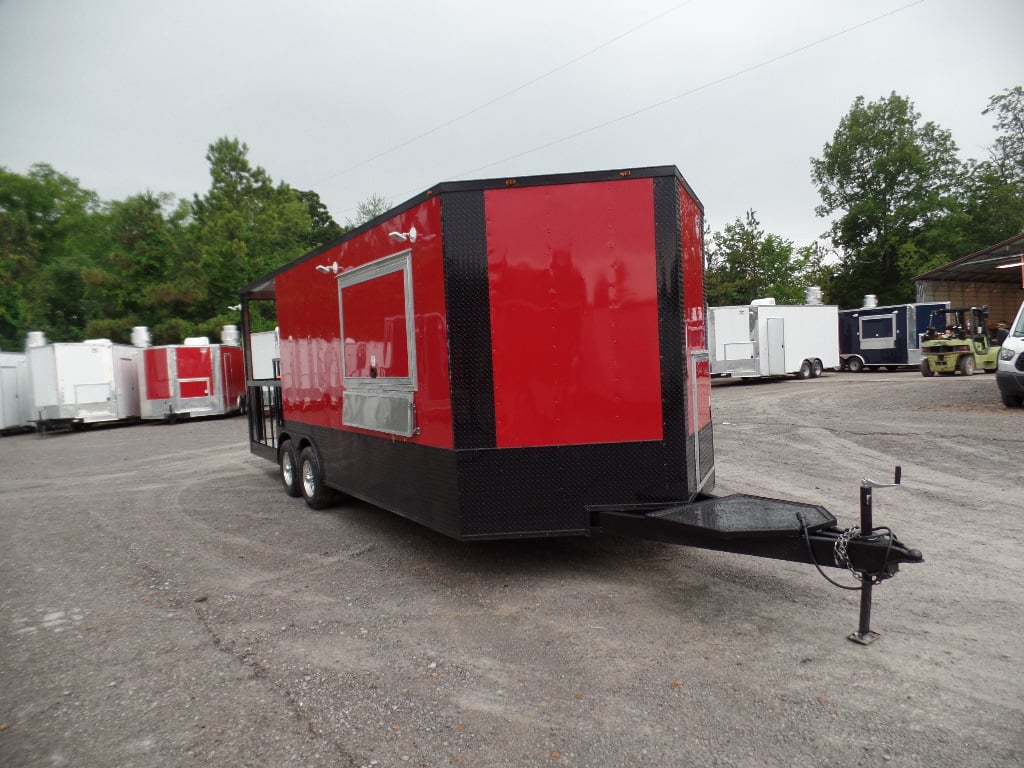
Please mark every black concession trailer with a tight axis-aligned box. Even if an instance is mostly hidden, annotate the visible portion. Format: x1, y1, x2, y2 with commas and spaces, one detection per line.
241, 166, 922, 642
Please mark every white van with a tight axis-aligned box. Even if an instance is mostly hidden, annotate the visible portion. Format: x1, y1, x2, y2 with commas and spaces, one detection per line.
996, 300, 1024, 407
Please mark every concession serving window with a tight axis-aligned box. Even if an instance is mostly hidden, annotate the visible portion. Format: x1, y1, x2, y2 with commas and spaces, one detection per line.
860, 314, 896, 350
337, 250, 418, 436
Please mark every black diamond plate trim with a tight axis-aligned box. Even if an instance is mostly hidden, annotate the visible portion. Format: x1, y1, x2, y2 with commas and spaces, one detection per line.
440, 190, 497, 450
652, 176, 692, 493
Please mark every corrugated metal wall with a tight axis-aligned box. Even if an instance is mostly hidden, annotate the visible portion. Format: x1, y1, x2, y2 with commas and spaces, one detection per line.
916, 280, 1024, 326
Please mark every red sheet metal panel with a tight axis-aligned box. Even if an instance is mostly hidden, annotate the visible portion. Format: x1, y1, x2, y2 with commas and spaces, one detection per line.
680, 183, 712, 433
176, 346, 213, 398
276, 196, 453, 447
143, 347, 170, 401
484, 178, 664, 448
220, 346, 245, 409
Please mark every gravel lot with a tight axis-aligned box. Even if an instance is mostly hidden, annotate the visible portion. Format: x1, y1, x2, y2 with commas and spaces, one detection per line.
1, 370, 1021, 768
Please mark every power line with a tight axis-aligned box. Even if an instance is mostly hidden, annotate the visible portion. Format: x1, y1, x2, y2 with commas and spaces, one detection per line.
311, 0, 695, 188
450, 0, 928, 179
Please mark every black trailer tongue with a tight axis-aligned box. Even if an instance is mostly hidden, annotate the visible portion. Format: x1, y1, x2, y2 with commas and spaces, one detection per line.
590, 467, 922, 644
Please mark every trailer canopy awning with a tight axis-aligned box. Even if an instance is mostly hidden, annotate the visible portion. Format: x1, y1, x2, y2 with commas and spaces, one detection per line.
913, 233, 1024, 284
241, 275, 276, 301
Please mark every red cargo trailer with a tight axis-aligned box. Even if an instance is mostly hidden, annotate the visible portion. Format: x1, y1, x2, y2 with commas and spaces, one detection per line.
139, 330, 245, 421
241, 166, 920, 641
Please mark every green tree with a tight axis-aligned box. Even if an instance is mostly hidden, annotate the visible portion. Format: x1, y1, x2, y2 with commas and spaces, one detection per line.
957, 85, 1024, 251
705, 210, 817, 306
298, 189, 343, 246
0, 163, 107, 346
0, 143, 346, 347
984, 85, 1024, 186
190, 138, 314, 335
345, 193, 391, 229
811, 93, 967, 307
79, 191, 195, 343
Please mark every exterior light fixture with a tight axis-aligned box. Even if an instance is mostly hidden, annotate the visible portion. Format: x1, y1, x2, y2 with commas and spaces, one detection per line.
316, 261, 340, 275
389, 226, 417, 244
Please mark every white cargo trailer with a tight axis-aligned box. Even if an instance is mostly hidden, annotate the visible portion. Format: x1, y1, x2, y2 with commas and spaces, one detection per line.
0, 351, 33, 433
26, 335, 142, 430
708, 300, 840, 379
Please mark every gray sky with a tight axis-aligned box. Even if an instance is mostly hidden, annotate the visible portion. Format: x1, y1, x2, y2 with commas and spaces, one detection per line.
1, 0, 1021, 247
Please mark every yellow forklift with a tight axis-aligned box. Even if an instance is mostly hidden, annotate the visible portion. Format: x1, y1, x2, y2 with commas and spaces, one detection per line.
920, 306, 1001, 376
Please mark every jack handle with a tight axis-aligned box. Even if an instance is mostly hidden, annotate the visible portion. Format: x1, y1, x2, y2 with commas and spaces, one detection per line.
850, 465, 902, 645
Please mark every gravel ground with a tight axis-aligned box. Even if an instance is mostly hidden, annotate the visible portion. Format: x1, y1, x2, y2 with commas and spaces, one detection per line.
1, 370, 1021, 767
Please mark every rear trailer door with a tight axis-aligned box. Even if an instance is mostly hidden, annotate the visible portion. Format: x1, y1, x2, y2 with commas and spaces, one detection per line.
176, 346, 213, 399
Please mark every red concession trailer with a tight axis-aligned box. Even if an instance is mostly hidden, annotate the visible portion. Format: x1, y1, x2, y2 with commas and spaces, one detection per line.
241, 166, 921, 640
139, 328, 246, 422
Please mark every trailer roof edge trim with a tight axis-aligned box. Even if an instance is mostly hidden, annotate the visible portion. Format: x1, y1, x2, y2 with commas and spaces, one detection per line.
239, 164, 698, 301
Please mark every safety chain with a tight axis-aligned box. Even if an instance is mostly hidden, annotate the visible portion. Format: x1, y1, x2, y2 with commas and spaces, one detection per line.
834, 526, 864, 581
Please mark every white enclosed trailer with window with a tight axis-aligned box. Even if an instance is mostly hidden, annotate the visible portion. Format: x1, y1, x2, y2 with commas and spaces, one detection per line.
708, 299, 840, 379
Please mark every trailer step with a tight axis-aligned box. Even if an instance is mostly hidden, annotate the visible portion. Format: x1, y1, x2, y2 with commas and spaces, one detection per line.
646, 494, 836, 539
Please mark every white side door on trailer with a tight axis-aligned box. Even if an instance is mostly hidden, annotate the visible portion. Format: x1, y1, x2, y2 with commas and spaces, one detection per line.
1, 364, 19, 428
765, 317, 786, 375
28, 346, 59, 410
116, 354, 140, 418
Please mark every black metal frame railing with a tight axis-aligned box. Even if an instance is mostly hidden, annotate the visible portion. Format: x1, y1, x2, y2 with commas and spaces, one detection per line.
246, 380, 282, 455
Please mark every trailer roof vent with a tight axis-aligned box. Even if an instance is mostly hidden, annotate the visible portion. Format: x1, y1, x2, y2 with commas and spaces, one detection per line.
863, 294, 878, 308
805, 286, 823, 305
750, 297, 776, 306
26, 331, 48, 349
131, 326, 152, 348
221, 325, 240, 346
184, 336, 210, 346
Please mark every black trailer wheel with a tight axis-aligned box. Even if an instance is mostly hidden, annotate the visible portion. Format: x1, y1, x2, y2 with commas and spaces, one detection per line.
958, 355, 975, 376
810, 358, 824, 378
920, 360, 935, 377
846, 356, 864, 373
798, 360, 812, 379
279, 439, 301, 497
299, 446, 335, 510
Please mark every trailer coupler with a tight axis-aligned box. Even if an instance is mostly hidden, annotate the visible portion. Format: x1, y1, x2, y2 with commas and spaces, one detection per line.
589, 467, 922, 643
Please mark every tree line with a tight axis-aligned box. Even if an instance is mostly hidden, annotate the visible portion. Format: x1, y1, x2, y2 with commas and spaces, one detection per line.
0, 138, 358, 350
2, 86, 1023, 350
706, 85, 1024, 307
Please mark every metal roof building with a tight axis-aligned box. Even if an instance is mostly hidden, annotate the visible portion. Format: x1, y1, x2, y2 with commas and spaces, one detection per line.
914, 233, 1024, 324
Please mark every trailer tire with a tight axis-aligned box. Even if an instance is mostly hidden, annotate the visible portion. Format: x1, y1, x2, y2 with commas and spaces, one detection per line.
958, 355, 975, 376
299, 446, 335, 510
798, 360, 813, 379
810, 359, 824, 378
279, 440, 301, 497
846, 356, 864, 373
